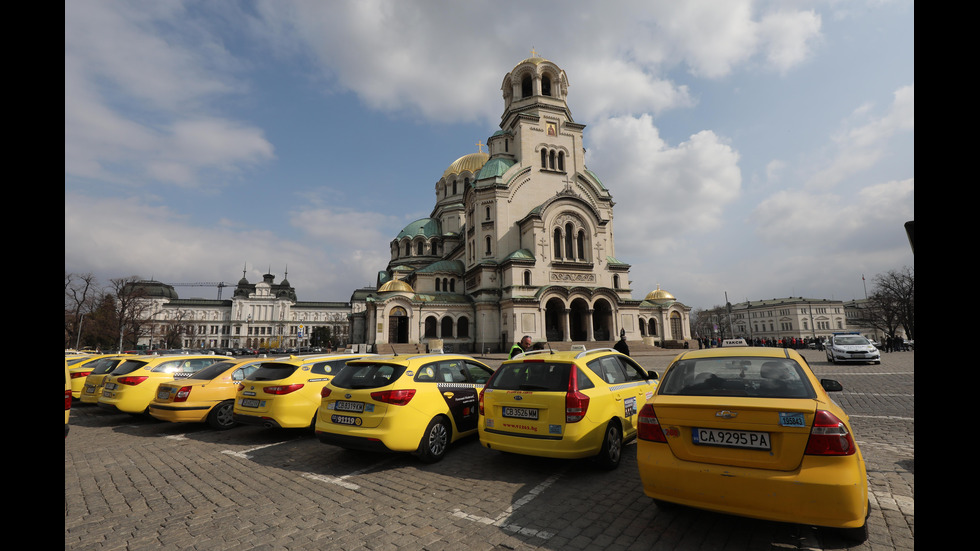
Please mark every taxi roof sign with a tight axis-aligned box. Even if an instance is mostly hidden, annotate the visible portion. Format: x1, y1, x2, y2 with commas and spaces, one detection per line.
721, 338, 748, 347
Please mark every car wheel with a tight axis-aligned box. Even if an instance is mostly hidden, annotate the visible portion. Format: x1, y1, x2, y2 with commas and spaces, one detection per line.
416, 416, 450, 463
838, 522, 868, 543
595, 421, 623, 470
207, 400, 236, 430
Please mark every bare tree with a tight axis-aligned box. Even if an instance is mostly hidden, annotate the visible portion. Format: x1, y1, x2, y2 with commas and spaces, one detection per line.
107, 276, 151, 351
868, 267, 914, 340
161, 308, 191, 350
65, 272, 99, 349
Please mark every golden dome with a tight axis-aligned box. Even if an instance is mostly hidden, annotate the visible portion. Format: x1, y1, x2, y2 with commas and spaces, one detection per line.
378, 279, 414, 293
645, 285, 675, 304
443, 151, 489, 178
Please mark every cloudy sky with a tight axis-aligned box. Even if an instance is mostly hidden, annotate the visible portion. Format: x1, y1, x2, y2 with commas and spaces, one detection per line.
65, 0, 914, 310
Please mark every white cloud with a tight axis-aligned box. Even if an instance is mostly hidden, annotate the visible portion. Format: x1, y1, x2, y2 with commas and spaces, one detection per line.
806, 84, 914, 189
588, 114, 742, 257
65, 1, 274, 189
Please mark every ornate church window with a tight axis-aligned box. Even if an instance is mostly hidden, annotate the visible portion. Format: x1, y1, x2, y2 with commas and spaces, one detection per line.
542, 75, 551, 96
521, 75, 532, 98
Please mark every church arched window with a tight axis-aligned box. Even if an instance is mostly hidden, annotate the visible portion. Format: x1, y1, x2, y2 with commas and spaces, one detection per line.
449, 279, 455, 292
441, 317, 454, 338
486, 206, 491, 220
453, 180, 457, 195
558, 151, 565, 172
523, 270, 531, 286
565, 223, 575, 259
541, 149, 547, 168
485, 236, 492, 256
542, 75, 551, 96
553, 228, 562, 260
416, 241, 424, 255
521, 75, 532, 98
549, 150, 556, 170
405, 242, 411, 256
577, 230, 586, 260
435, 278, 440, 292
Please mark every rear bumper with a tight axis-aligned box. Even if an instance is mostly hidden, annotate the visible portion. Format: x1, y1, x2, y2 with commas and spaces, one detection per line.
315, 430, 395, 452
477, 421, 605, 459
637, 440, 868, 529
148, 403, 210, 423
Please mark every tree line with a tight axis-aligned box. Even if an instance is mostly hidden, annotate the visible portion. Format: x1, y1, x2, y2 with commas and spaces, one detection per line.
65, 273, 152, 352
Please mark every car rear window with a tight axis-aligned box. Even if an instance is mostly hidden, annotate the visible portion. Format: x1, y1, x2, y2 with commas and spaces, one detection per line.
658, 357, 815, 399
87, 357, 124, 375
245, 362, 301, 381
188, 361, 236, 380
487, 362, 571, 392
305, 358, 350, 376
111, 359, 150, 376
330, 363, 408, 389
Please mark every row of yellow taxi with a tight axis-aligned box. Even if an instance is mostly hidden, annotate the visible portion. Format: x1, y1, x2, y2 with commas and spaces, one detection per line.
67, 343, 868, 542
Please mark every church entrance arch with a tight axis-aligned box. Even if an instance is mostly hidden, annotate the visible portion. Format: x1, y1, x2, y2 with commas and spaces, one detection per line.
388, 306, 410, 344
569, 298, 590, 341
544, 298, 565, 341
592, 298, 613, 341
670, 311, 684, 341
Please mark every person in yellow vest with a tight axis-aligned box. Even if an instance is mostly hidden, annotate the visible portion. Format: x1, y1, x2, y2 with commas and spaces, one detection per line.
509, 335, 532, 359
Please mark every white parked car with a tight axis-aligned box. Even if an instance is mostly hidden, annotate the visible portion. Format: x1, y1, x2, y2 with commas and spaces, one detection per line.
826, 333, 880, 365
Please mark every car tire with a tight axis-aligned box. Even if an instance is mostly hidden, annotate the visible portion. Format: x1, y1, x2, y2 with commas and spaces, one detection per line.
207, 400, 236, 430
838, 522, 868, 543
595, 421, 623, 470
416, 416, 450, 463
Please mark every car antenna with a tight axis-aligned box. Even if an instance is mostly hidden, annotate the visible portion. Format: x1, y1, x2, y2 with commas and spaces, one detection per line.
390, 344, 397, 356
546, 341, 554, 354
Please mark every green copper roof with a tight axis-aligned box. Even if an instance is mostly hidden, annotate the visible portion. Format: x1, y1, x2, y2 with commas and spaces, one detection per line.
396, 218, 441, 239
417, 260, 465, 275
476, 158, 516, 180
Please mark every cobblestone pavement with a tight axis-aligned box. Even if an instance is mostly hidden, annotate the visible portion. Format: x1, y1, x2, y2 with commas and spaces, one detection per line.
65, 349, 913, 550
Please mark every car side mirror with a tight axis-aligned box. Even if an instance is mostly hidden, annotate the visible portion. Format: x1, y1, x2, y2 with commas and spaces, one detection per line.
647, 371, 658, 380
820, 379, 843, 392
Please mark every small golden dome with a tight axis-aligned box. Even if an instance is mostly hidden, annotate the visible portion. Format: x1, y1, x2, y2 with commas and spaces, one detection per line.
378, 279, 414, 293
443, 151, 489, 178
645, 285, 675, 304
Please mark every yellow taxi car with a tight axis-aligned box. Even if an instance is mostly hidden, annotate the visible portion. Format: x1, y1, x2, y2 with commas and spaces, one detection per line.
65, 358, 72, 437
79, 356, 132, 405
68, 354, 132, 399
315, 354, 495, 462
234, 354, 375, 430
149, 357, 268, 430
98, 354, 232, 415
478, 348, 658, 469
636, 341, 869, 542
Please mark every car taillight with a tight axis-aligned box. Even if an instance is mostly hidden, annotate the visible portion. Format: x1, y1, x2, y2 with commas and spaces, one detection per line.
263, 383, 304, 395
478, 387, 485, 415
116, 376, 149, 386
637, 404, 667, 442
173, 386, 192, 402
370, 389, 416, 406
65, 389, 72, 411
71, 371, 92, 379
565, 367, 589, 423
321, 387, 332, 398
805, 410, 856, 455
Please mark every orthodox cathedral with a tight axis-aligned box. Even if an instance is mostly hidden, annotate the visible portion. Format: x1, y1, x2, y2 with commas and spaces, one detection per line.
348, 54, 691, 352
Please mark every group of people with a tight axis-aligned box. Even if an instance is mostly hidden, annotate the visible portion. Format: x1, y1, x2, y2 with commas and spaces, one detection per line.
509, 331, 632, 359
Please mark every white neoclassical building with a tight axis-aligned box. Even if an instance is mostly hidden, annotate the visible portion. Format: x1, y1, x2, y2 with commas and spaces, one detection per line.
134, 272, 350, 350
348, 54, 692, 353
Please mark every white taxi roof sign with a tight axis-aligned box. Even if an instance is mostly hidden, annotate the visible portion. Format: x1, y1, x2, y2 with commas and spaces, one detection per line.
721, 338, 748, 347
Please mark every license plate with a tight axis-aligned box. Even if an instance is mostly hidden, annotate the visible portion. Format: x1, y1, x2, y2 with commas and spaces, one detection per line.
84, 385, 95, 394
240, 398, 261, 408
157, 390, 170, 400
502, 406, 538, 420
104, 383, 117, 390
335, 400, 364, 413
331, 414, 362, 426
693, 428, 771, 450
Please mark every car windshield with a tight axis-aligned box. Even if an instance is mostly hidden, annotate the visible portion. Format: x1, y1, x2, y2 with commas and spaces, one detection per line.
487, 362, 570, 392
658, 357, 815, 399
330, 363, 408, 389
835, 336, 869, 345
188, 361, 236, 380
111, 359, 150, 376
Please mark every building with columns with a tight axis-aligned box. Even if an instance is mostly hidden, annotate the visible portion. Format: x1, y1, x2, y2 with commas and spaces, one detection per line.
348, 54, 691, 352
134, 272, 350, 350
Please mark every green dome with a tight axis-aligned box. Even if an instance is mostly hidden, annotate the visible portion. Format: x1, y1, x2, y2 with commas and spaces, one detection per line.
396, 218, 441, 239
